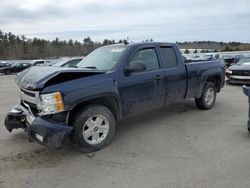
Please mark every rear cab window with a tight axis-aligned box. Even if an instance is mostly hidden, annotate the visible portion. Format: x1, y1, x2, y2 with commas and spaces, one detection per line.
160, 47, 177, 68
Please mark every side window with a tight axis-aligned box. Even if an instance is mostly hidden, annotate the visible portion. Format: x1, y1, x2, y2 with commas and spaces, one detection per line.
67, 59, 79, 67
160, 47, 177, 68
63, 60, 73, 67
63, 63, 70, 67
129, 48, 160, 72
34, 61, 44, 65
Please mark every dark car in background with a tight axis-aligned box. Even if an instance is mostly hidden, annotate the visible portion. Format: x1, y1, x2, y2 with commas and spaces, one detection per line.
222, 55, 236, 67
0, 62, 11, 68
52, 58, 83, 67
222, 55, 243, 67
234, 55, 245, 62
226, 57, 250, 84
0, 62, 31, 74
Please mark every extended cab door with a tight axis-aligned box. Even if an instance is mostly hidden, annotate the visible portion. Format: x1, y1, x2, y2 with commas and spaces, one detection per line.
118, 47, 166, 115
159, 46, 187, 104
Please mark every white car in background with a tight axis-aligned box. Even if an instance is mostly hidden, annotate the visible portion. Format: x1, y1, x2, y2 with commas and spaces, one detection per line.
29, 59, 52, 66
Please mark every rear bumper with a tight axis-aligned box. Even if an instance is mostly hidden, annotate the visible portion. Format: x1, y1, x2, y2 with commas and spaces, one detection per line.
4, 105, 73, 149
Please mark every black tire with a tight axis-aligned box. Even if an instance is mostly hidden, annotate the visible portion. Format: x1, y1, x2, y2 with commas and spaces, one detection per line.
72, 104, 116, 152
195, 82, 217, 110
4, 70, 11, 75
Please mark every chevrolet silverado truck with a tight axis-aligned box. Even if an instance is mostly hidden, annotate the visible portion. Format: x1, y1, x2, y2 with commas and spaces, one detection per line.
4, 42, 225, 152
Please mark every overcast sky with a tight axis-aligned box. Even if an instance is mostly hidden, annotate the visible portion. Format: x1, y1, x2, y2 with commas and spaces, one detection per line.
1, 0, 249, 42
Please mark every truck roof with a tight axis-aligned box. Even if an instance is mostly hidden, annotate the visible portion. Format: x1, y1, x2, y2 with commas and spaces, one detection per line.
106, 42, 176, 48
128, 42, 176, 47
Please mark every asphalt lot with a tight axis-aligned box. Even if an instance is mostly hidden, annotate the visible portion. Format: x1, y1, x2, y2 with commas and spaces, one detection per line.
0, 75, 249, 188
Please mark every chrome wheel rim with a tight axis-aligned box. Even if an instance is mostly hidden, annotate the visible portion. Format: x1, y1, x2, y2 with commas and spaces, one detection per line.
82, 114, 110, 145
205, 87, 215, 106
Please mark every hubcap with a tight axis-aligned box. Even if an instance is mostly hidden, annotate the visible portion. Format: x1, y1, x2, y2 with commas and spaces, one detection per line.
82, 114, 109, 145
205, 87, 215, 106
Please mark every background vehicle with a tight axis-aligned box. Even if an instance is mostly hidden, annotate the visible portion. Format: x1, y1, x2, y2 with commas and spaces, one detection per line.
226, 57, 250, 84
222, 55, 243, 67
183, 54, 217, 63
52, 58, 83, 67
0, 62, 31, 74
29, 59, 52, 66
5, 43, 225, 152
0, 62, 11, 68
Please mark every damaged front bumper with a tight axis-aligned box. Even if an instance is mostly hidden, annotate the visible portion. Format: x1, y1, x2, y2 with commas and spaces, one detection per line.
4, 104, 73, 149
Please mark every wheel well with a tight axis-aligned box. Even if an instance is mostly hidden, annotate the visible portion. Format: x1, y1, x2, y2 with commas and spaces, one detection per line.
68, 96, 121, 124
206, 75, 221, 92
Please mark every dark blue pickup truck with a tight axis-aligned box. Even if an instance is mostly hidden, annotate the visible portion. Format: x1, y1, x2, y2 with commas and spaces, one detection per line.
4, 42, 225, 152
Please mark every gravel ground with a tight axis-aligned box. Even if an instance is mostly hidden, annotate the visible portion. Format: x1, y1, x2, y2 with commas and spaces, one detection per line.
0, 74, 249, 188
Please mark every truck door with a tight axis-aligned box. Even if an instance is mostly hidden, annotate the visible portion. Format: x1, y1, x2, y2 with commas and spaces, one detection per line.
159, 46, 187, 104
118, 47, 166, 115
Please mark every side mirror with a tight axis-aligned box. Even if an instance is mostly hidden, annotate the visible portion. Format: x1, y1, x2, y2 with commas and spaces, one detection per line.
125, 61, 146, 75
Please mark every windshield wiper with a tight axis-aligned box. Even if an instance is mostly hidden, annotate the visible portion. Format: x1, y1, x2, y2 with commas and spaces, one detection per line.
82, 66, 97, 69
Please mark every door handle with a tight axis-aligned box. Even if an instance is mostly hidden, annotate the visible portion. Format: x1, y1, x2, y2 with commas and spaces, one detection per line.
154, 75, 162, 80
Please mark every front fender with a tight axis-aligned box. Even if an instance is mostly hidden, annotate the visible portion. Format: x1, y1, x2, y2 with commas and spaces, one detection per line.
63, 78, 120, 108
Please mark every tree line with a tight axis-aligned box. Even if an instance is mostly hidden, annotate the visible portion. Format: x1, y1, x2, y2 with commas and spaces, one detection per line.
0, 30, 128, 60
0, 29, 250, 60
178, 41, 250, 52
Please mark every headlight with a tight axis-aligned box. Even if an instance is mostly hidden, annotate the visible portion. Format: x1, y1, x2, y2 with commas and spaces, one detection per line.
226, 69, 232, 74
38, 92, 65, 115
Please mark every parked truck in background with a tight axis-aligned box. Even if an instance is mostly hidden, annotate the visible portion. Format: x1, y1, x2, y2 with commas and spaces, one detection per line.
4, 42, 225, 152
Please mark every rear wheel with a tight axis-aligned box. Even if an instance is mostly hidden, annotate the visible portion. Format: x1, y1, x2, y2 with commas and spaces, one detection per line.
195, 82, 217, 110
72, 105, 116, 152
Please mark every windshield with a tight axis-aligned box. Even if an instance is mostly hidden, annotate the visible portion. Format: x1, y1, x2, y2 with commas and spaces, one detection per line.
238, 57, 250, 65
12, 63, 19, 67
77, 45, 127, 70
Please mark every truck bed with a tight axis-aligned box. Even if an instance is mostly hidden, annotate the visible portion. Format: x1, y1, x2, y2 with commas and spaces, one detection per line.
185, 60, 225, 99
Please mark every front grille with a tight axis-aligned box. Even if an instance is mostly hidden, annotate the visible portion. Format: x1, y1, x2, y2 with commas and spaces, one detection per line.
232, 70, 250, 76
21, 100, 39, 115
19, 88, 39, 105
23, 100, 37, 110
20, 88, 36, 98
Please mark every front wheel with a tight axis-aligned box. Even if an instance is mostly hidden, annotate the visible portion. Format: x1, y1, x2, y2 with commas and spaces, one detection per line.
195, 82, 217, 110
72, 105, 116, 152
4, 70, 11, 75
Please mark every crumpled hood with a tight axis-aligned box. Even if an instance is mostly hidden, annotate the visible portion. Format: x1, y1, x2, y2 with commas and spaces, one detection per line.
15, 66, 105, 90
